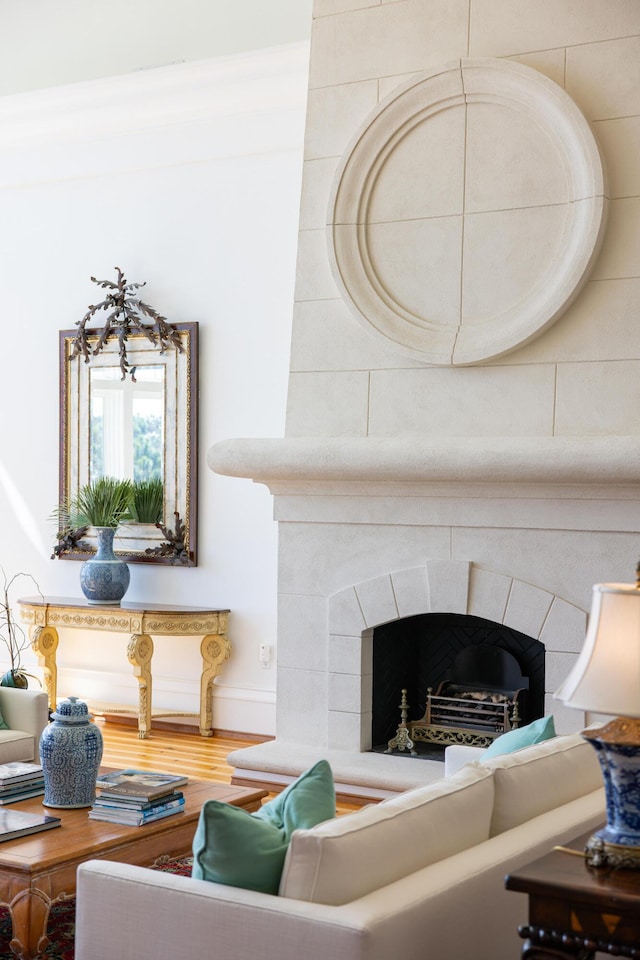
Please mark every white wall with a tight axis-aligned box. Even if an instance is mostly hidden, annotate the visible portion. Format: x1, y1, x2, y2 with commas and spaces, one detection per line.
0, 42, 310, 734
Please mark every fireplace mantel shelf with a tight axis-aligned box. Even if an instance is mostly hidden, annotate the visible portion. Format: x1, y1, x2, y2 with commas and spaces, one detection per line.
208, 436, 640, 488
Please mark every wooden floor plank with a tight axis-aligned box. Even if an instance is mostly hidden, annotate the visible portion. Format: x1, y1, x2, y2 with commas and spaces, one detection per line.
97, 719, 360, 815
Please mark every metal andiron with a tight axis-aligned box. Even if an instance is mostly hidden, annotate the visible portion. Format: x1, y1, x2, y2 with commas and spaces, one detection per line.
385, 689, 417, 756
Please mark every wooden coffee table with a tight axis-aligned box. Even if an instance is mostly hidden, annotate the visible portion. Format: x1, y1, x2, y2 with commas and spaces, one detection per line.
0, 780, 268, 960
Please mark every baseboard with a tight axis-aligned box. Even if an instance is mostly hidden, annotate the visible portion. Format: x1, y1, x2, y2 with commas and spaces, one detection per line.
94, 707, 273, 742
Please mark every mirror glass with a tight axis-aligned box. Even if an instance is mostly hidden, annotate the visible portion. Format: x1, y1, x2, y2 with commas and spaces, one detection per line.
59, 322, 198, 565
89, 365, 165, 484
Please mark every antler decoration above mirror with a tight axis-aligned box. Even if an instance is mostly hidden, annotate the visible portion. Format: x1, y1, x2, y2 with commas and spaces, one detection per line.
69, 266, 183, 380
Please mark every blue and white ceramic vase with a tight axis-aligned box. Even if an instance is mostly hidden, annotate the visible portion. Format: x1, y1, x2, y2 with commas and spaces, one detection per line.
40, 696, 103, 808
79, 526, 130, 605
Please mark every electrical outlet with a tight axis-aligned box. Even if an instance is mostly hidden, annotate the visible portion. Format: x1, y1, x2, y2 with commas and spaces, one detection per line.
259, 643, 271, 667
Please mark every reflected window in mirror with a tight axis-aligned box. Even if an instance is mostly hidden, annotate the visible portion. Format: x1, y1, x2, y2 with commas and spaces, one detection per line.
90, 365, 165, 484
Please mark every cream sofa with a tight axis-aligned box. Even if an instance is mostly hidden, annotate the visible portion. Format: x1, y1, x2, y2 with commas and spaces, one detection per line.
75, 732, 605, 960
0, 686, 49, 763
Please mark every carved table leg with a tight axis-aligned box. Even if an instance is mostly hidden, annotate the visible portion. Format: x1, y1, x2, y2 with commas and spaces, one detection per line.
199, 631, 231, 737
6, 886, 54, 960
30, 626, 59, 712
127, 633, 154, 739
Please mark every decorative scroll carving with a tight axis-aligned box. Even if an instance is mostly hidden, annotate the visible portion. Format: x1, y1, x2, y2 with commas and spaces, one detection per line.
410, 724, 498, 749
143, 616, 222, 636
2, 872, 72, 960
48, 611, 134, 631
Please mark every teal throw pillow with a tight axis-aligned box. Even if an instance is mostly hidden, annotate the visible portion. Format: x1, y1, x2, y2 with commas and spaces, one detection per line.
482, 714, 556, 760
191, 759, 336, 895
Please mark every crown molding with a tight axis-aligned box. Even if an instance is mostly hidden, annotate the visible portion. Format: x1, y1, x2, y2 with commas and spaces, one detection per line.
0, 41, 310, 150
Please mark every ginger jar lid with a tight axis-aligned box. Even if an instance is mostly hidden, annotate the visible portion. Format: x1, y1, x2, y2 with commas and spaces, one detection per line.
51, 696, 93, 724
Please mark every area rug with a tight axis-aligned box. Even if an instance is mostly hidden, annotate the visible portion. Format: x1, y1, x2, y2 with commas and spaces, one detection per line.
0, 856, 193, 959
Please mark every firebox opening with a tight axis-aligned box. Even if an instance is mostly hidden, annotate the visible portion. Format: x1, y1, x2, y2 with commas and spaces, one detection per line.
371, 612, 545, 758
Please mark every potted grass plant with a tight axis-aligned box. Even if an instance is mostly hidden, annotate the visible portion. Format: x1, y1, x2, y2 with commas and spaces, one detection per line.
68, 476, 134, 530
61, 477, 134, 605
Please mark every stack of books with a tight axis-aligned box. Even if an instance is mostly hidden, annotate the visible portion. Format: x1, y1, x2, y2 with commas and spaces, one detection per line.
89, 769, 188, 826
0, 808, 61, 841
0, 762, 45, 804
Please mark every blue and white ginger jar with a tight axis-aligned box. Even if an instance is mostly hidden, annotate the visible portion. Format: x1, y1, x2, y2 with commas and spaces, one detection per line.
40, 696, 103, 808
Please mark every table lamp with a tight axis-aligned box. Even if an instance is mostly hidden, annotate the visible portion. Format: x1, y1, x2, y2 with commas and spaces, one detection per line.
554, 577, 640, 868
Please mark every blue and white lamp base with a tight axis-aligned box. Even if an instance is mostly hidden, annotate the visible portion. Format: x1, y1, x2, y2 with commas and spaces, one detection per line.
583, 717, 640, 869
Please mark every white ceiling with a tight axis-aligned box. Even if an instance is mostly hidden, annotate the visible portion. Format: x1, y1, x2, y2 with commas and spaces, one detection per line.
0, 0, 313, 97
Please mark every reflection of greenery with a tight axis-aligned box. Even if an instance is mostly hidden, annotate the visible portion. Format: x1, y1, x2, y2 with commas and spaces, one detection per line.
130, 478, 164, 524
89, 413, 162, 483
133, 414, 162, 481
91, 414, 104, 481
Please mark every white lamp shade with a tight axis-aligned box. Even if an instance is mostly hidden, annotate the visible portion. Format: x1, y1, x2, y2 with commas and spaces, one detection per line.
555, 582, 640, 718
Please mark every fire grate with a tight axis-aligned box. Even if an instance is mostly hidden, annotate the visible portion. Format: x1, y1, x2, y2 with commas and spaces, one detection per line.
386, 644, 529, 754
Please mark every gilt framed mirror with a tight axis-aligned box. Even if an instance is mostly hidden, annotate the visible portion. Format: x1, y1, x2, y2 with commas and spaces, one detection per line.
58, 321, 198, 565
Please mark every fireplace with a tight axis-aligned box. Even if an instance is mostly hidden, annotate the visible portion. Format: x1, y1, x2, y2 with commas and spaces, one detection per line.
372, 613, 545, 752
218, 548, 599, 800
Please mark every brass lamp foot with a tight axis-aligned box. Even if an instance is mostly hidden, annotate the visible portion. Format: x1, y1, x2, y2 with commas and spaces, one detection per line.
585, 835, 640, 869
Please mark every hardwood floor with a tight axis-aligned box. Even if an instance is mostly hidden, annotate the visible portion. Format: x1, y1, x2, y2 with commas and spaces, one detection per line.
97, 719, 360, 815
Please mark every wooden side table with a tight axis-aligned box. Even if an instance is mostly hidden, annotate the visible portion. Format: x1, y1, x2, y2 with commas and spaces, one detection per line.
17, 596, 231, 739
505, 827, 640, 958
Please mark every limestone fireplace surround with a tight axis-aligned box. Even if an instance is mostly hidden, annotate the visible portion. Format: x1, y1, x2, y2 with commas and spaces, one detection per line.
208, 34, 637, 799
210, 435, 640, 799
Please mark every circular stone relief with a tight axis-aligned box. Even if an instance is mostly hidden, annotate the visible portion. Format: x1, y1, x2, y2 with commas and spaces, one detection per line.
327, 58, 607, 365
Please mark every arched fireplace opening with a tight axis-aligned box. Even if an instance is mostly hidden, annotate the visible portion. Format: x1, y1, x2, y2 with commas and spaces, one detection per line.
372, 612, 545, 756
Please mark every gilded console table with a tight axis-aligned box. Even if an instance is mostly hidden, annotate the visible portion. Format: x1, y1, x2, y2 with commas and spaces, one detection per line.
17, 596, 231, 739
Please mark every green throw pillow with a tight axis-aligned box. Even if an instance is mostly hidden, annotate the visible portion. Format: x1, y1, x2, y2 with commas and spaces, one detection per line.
191, 759, 336, 895
482, 714, 556, 760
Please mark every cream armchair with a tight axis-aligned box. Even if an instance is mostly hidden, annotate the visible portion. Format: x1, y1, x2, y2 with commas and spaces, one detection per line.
0, 686, 49, 763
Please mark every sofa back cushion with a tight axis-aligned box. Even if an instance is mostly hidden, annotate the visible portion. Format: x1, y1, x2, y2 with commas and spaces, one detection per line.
279, 763, 494, 905
483, 732, 602, 836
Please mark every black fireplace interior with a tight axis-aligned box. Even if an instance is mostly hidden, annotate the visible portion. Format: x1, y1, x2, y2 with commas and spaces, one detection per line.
371, 612, 545, 753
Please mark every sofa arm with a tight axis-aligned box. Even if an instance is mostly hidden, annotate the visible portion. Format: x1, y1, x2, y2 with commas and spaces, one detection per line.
444, 744, 487, 776
75, 861, 372, 960
0, 687, 50, 761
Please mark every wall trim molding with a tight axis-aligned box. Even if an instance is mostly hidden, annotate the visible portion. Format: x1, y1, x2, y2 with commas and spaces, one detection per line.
0, 41, 310, 148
